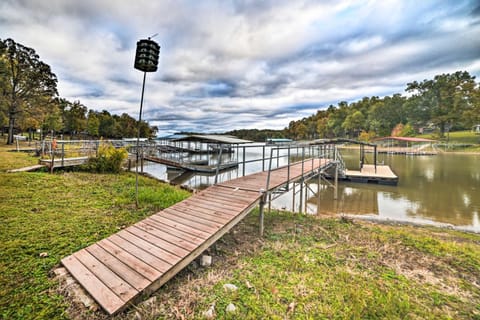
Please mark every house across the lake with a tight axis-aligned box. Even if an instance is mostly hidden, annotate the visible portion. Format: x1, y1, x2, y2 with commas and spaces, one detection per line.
473, 124, 480, 134
266, 138, 293, 145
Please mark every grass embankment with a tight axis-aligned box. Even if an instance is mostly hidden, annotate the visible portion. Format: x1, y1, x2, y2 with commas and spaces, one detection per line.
0, 142, 190, 319
1, 141, 480, 319
146, 212, 480, 320
419, 130, 480, 152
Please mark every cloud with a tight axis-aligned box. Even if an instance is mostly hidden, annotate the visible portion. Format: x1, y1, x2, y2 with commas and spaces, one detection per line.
1, 0, 479, 135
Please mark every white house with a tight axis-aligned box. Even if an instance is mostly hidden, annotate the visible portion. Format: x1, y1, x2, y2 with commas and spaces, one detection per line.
473, 124, 480, 134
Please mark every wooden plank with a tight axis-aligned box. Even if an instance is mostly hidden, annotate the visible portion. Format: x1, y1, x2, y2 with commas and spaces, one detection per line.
108, 234, 172, 273
194, 193, 252, 208
143, 198, 261, 297
173, 199, 238, 216
73, 249, 138, 302
149, 214, 210, 239
118, 229, 183, 264
86, 243, 151, 291
160, 210, 220, 233
128, 225, 192, 256
164, 208, 226, 230
141, 218, 205, 245
7, 164, 46, 173
62, 254, 125, 314
169, 203, 233, 223
174, 198, 243, 216
98, 239, 161, 282
204, 189, 260, 203
207, 185, 260, 197
136, 220, 201, 249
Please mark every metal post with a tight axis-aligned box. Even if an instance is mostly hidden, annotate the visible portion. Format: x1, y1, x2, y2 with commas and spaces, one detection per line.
61, 142, 65, 167
214, 146, 223, 184
259, 192, 266, 237
292, 182, 296, 213
268, 192, 272, 214
262, 145, 265, 171
317, 167, 321, 214
276, 147, 279, 168
299, 147, 305, 214
135, 71, 147, 208
286, 146, 291, 190
304, 180, 308, 213
334, 163, 338, 200
242, 146, 246, 176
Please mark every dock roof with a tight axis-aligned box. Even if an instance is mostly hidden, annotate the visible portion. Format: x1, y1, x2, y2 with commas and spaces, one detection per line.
374, 136, 436, 142
172, 134, 252, 144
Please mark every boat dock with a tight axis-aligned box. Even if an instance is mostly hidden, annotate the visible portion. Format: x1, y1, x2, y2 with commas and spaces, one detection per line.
61, 157, 334, 315
344, 164, 398, 185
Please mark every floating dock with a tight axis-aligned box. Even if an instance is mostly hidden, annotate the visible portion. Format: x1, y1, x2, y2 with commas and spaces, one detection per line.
344, 164, 398, 185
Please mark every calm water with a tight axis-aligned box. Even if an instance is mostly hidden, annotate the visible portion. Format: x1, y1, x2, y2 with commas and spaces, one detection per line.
142, 145, 480, 232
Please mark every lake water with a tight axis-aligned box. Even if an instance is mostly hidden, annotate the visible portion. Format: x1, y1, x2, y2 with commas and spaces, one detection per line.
142, 145, 480, 232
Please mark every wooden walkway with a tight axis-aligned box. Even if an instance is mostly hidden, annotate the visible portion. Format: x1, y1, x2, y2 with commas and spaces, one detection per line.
61, 158, 331, 315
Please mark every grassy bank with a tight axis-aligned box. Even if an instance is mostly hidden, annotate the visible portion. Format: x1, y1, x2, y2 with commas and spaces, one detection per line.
419, 130, 480, 152
0, 142, 191, 319
1, 142, 480, 319
143, 212, 480, 320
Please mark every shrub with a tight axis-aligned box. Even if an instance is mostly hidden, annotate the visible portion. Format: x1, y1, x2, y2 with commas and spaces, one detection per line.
86, 144, 128, 173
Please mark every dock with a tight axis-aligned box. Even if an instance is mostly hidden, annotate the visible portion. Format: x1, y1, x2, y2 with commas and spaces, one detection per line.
344, 164, 398, 185
39, 156, 90, 169
61, 158, 332, 315
143, 155, 238, 173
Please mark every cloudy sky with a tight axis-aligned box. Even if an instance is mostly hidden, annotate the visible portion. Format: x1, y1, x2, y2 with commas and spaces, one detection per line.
2, 0, 479, 135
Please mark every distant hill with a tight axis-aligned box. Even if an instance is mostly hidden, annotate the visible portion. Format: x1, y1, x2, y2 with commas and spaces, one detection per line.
225, 129, 287, 142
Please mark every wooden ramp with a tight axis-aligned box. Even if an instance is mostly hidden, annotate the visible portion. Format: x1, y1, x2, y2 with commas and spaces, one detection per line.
61, 158, 330, 315
7, 164, 46, 173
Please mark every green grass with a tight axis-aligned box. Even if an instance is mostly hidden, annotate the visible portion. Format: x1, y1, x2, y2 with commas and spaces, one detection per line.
0, 142, 191, 319
418, 130, 480, 152
1, 140, 480, 319
151, 213, 480, 320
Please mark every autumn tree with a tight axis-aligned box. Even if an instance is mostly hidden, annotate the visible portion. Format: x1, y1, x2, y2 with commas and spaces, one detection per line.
0, 38, 58, 144
406, 71, 476, 137
342, 110, 365, 138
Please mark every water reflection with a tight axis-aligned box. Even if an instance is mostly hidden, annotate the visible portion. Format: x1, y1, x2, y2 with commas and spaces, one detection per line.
304, 151, 480, 232
142, 145, 480, 232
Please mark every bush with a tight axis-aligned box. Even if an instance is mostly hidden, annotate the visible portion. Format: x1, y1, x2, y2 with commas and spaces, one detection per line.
86, 144, 128, 173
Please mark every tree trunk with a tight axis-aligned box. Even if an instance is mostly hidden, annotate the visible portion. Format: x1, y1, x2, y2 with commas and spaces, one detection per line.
7, 113, 15, 145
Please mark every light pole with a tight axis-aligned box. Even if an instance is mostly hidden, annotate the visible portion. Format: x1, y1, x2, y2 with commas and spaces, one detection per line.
134, 38, 160, 208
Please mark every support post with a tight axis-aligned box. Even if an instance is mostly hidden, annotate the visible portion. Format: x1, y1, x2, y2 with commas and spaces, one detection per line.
135, 72, 147, 208
317, 169, 321, 214
268, 192, 272, 214
334, 163, 338, 200
292, 182, 296, 213
61, 142, 65, 167
304, 181, 308, 213
259, 191, 266, 237
299, 181, 303, 214
214, 146, 223, 184
262, 146, 265, 171
242, 146, 246, 176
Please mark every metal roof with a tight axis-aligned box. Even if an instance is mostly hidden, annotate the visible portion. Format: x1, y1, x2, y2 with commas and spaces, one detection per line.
374, 136, 436, 142
172, 134, 252, 144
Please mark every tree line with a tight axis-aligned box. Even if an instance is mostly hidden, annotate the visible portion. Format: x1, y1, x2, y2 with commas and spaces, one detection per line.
284, 71, 480, 141
0, 38, 157, 144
